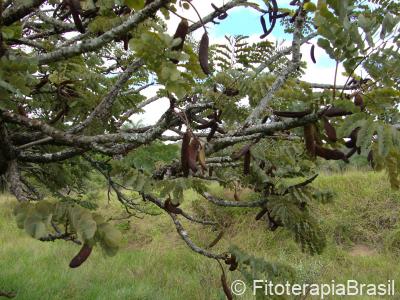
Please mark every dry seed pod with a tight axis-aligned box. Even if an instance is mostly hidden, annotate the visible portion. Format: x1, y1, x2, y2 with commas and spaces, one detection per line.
181, 131, 191, 177
69, 244, 93, 268
68, 0, 85, 33
207, 231, 224, 249
243, 150, 251, 175
188, 138, 200, 173
367, 150, 374, 167
221, 273, 233, 300
208, 167, 213, 177
323, 107, 352, 117
354, 93, 365, 110
304, 124, 316, 157
197, 144, 207, 171
315, 145, 349, 163
255, 207, 269, 221
231, 144, 251, 160
274, 110, 311, 118
164, 199, 183, 214
207, 123, 218, 141
171, 19, 189, 64
199, 33, 210, 75
323, 117, 337, 142
310, 44, 316, 63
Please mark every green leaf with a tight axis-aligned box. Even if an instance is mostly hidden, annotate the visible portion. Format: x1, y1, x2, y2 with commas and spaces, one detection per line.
125, 0, 145, 10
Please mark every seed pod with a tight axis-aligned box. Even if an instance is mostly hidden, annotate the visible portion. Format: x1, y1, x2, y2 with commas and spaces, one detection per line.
367, 150, 374, 167
69, 244, 92, 268
243, 150, 251, 175
234, 190, 240, 201
181, 131, 191, 177
346, 147, 357, 159
197, 144, 207, 171
68, 0, 85, 33
221, 273, 233, 300
207, 123, 218, 141
323, 117, 337, 142
260, 15, 267, 33
315, 145, 349, 163
274, 110, 311, 118
223, 88, 239, 97
354, 93, 365, 110
255, 207, 269, 221
304, 124, 316, 157
199, 33, 210, 75
207, 231, 224, 249
310, 44, 316, 63
208, 167, 213, 177
164, 199, 183, 214
188, 138, 200, 173
345, 127, 359, 148
231, 144, 251, 160
0, 150, 8, 176
323, 107, 352, 117
171, 19, 189, 64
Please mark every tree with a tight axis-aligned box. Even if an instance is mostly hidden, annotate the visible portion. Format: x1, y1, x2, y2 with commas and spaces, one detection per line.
0, 0, 399, 297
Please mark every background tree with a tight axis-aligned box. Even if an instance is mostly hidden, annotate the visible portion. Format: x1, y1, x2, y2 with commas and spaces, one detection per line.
0, 0, 399, 297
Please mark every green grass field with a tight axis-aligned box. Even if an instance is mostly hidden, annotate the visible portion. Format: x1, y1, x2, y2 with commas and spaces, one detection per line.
1, 170, 400, 299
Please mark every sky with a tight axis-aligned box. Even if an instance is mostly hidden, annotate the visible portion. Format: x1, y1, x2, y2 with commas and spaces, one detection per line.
132, 0, 348, 125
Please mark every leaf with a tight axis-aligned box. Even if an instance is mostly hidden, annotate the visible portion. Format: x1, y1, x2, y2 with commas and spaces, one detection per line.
24, 215, 47, 239
125, 0, 145, 10
76, 213, 97, 241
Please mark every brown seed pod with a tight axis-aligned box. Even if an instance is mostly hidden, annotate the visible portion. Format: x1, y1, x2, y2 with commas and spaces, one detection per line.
274, 110, 311, 118
67, 0, 85, 33
255, 207, 269, 221
199, 33, 210, 75
234, 190, 240, 201
164, 199, 183, 214
323, 117, 337, 142
315, 145, 349, 163
310, 44, 316, 64
345, 127, 359, 148
346, 147, 357, 159
304, 124, 316, 157
354, 93, 365, 110
197, 144, 207, 171
207, 123, 218, 141
231, 144, 251, 160
69, 244, 93, 268
367, 150, 374, 167
181, 131, 191, 177
323, 107, 352, 117
221, 272, 233, 300
171, 19, 189, 64
209, 167, 213, 177
0, 150, 8, 176
188, 138, 200, 173
207, 231, 224, 249
243, 150, 251, 175
223, 88, 239, 97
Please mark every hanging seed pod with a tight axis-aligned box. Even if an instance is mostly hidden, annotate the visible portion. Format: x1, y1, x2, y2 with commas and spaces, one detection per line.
221, 272, 233, 300
274, 110, 311, 118
243, 150, 251, 175
346, 147, 357, 159
188, 138, 200, 173
199, 33, 210, 75
354, 93, 365, 110
209, 166, 213, 177
68, 0, 85, 33
345, 127, 360, 148
231, 144, 251, 160
304, 124, 316, 157
315, 145, 349, 163
171, 19, 189, 64
197, 144, 207, 171
69, 244, 93, 268
207, 231, 224, 249
207, 123, 218, 141
255, 207, 269, 221
323, 107, 352, 117
164, 199, 183, 214
310, 44, 316, 63
323, 117, 337, 142
0, 149, 8, 176
181, 131, 191, 177
367, 150, 374, 167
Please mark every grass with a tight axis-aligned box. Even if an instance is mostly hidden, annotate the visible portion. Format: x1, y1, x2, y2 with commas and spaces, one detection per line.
1, 170, 400, 299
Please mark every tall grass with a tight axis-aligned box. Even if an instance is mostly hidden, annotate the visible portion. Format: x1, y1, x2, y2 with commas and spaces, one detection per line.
1, 171, 400, 299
